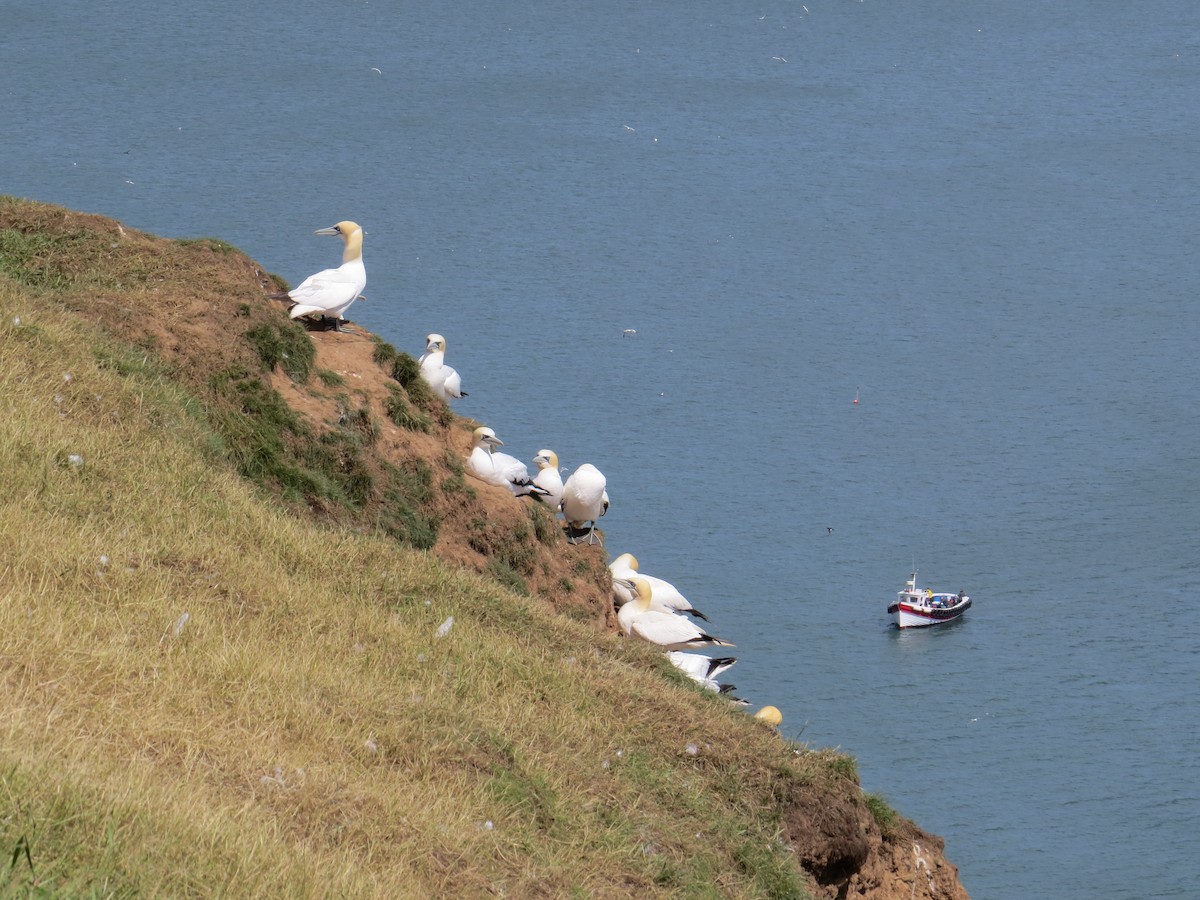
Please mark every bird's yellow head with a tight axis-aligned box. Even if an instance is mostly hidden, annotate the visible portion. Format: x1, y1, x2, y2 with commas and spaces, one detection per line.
473, 426, 502, 450
630, 577, 653, 608
314, 221, 364, 262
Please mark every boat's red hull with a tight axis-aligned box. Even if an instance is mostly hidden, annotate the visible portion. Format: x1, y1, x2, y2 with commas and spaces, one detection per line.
887, 597, 971, 628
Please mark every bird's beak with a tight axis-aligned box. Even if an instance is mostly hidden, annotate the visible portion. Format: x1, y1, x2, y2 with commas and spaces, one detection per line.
314, 226, 339, 236
616, 578, 637, 591
486, 436, 504, 447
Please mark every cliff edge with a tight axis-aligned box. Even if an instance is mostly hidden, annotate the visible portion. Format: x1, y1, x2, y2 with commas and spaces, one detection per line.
0, 199, 968, 899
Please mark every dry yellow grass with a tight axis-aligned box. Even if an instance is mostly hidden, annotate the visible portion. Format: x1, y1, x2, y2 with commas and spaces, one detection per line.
0, 286, 830, 897
0, 204, 925, 898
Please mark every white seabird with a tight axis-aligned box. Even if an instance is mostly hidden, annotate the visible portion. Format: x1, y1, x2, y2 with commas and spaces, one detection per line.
666, 651, 738, 692
531, 449, 564, 512
617, 578, 733, 652
608, 552, 708, 621
272, 221, 366, 332
466, 426, 546, 498
609, 552, 638, 606
561, 463, 609, 545
418, 333, 468, 401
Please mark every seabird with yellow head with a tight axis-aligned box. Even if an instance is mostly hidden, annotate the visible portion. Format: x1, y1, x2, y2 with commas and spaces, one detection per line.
466, 426, 547, 498
608, 552, 708, 621
561, 462, 609, 545
418, 333, 468, 401
531, 449, 564, 512
617, 578, 733, 651
272, 220, 366, 332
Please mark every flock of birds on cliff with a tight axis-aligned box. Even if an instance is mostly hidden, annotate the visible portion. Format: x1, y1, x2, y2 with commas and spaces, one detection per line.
268, 221, 782, 728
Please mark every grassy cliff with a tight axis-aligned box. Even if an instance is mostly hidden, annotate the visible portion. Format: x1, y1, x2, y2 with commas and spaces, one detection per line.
0, 199, 967, 898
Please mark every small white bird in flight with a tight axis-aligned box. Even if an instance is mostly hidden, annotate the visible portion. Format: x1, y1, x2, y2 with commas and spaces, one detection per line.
419, 333, 468, 401
270, 221, 366, 332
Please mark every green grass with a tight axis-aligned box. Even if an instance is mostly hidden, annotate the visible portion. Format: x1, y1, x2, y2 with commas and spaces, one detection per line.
0, 199, 926, 898
243, 320, 315, 382
316, 368, 346, 387
371, 337, 453, 427
0, 223, 117, 291
377, 460, 439, 549
383, 385, 433, 432
206, 365, 344, 503
864, 793, 901, 838
371, 339, 435, 405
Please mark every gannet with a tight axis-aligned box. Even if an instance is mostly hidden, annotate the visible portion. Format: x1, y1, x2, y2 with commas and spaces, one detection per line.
418, 334, 468, 401
608, 552, 708, 620
272, 221, 366, 332
561, 463, 609, 545
666, 652, 737, 692
466, 426, 547, 498
617, 578, 733, 651
531, 449, 564, 512
609, 552, 638, 606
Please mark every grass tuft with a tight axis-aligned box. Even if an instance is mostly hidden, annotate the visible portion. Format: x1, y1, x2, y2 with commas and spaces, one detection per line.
383, 386, 432, 433
316, 368, 346, 387
243, 321, 315, 382
864, 794, 900, 838
206, 366, 338, 502
527, 502, 561, 546
376, 460, 439, 549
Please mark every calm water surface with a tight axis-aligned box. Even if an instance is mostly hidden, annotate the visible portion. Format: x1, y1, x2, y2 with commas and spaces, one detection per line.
6, 2, 1200, 897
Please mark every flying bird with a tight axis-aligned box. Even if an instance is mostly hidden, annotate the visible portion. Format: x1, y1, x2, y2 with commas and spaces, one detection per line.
269, 221, 365, 332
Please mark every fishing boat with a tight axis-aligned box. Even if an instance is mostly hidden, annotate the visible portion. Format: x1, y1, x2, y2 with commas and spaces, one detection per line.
888, 572, 971, 628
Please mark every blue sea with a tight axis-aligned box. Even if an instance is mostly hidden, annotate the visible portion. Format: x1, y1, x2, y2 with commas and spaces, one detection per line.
6, 2, 1199, 896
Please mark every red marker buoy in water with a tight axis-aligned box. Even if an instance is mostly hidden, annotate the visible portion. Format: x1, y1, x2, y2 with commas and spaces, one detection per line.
852, 386, 860, 405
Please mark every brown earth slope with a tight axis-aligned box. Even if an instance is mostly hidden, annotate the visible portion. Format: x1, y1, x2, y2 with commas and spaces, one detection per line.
0, 199, 969, 899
